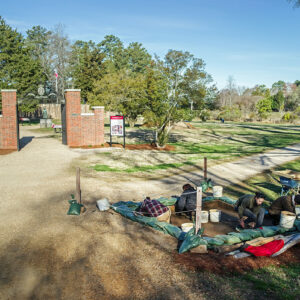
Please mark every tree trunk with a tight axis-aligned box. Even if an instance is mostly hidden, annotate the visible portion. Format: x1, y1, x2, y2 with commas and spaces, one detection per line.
128, 119, 135, 128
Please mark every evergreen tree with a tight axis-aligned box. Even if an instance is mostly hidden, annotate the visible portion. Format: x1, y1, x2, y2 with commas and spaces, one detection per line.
70, 40, 105, 102
98, 35, 127, 73
125, 42, 151, 74
0, 17, 41, 97
0, 17, 42, 113
271, 91, 285, 112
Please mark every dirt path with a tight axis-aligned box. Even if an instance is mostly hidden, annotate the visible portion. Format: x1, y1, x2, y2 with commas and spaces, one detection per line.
0, 126, 300, 300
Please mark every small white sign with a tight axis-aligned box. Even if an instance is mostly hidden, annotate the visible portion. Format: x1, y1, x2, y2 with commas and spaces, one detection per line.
110, 116, 124, 136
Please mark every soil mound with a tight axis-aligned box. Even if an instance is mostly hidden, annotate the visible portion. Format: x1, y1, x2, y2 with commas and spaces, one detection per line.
174, 244, 300, 274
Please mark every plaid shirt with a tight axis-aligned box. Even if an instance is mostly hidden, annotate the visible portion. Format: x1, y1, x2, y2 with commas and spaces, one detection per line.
138, 198, 168, 217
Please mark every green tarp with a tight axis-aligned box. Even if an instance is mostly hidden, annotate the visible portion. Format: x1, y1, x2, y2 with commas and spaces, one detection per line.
111, 197, 300, 253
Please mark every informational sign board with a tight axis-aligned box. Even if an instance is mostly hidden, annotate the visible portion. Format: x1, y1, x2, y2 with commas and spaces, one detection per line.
110, 116, 124, 136
110, 115, 125, 148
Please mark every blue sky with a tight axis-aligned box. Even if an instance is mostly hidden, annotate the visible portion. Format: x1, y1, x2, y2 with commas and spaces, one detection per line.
2, 0, 300, 89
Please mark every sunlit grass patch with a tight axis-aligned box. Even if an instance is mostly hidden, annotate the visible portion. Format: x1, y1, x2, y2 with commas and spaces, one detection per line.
242, 264, 300, 300
92, 161, 196, 173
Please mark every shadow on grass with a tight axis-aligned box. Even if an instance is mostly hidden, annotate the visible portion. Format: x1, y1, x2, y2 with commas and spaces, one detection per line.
252, 182, 282, 195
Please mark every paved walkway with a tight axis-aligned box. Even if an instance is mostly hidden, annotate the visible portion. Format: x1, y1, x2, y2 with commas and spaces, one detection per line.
171, 144, 300, 188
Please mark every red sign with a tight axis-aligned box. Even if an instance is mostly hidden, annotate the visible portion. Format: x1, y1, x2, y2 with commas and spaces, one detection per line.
110, 116, 124, 120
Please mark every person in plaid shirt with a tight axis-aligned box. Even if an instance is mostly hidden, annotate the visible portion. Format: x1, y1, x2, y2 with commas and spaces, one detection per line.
137, 197, 169, 217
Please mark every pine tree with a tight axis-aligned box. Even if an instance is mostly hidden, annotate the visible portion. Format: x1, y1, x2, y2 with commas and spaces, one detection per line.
0, 17, 41, 98
70, 40, 105, 102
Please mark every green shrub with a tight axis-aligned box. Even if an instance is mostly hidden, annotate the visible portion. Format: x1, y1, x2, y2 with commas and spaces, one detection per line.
282, 112, 297, 122
256, 97, 272, 119
295, 106, 300, 116
199, 109, 210, 122
218, 106, 242, 121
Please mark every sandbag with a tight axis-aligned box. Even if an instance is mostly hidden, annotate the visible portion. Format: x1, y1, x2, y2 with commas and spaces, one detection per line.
202, 236, 225, 247
228, 231, 253, 241
294, 219, 300, 231
67, 200, 83, 215
178, 228, 206, 254
215, 234, 241, 245
240, 229, 263, 239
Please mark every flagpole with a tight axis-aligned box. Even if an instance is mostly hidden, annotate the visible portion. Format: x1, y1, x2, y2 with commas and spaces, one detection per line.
55, 69, 58, 104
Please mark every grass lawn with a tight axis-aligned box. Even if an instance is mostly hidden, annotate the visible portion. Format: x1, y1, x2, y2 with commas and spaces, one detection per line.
202, 264, 300, 300
91, 121, 300, 175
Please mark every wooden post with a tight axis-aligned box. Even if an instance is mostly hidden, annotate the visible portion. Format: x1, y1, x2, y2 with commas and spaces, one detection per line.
76, 167, 81, 204
204, 157, 207, 181
195, 186, 202, 235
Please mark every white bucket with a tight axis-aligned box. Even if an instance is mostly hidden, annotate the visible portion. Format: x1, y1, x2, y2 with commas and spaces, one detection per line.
181, 223, 194, 232
213, 186, 223, 198
200, 211, 209, 223
209, 209, 221, 222
295, 205, 300, 219
96, 198, 110, 211
279, 211, 296, 229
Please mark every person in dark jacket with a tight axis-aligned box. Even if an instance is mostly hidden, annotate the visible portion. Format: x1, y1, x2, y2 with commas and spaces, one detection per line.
268, 194, 300, 224
235, 192, 266, 229
175, 184, 197, 217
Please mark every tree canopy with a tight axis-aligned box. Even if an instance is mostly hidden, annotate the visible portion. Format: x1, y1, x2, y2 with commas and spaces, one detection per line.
1, 15, 300, 141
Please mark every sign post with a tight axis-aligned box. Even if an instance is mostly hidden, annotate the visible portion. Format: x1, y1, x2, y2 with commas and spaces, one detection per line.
195, 186, 202, 235
110, 115, 125, 148
204, 157, 207, 180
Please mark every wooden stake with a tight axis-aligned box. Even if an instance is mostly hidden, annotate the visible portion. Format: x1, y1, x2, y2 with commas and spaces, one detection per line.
204, 157, 207, 181
76, 167, 81, 204
195, 186, 202, 235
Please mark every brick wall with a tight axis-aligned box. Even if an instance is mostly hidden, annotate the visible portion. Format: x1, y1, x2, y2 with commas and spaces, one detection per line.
65, 90, 104, 147
0, 90, 18, 150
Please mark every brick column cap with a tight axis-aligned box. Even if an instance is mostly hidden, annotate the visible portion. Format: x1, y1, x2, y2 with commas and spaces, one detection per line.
65, 89, 81, 92
92, 106, 105, 109
1, 89, 17, 92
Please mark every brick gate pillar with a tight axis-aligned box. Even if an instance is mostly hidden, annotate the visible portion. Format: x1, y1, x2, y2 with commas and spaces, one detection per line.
92, 106, 105, 145
65, 89, 81, 147
0, 89, 18, 150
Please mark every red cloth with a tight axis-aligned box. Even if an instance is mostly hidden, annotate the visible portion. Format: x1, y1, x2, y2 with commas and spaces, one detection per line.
244, 239, 284, 257
138, 198, 168, 217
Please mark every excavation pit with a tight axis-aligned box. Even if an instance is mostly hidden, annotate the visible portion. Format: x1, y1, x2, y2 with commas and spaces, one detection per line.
170, 200, 239, 236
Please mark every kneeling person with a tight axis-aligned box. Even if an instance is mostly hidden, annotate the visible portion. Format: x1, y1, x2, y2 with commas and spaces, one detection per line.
268, 194, 300, 225
175, 183, 197, 218
136, 197, 171, 223
235, 192, 266, 229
